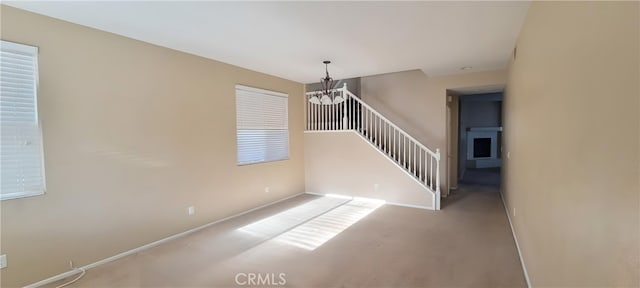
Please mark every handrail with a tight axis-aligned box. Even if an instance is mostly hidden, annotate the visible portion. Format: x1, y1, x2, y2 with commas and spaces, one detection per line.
341, 89, 440, 160
305, 88, 342, 96
304, 84, 441, 210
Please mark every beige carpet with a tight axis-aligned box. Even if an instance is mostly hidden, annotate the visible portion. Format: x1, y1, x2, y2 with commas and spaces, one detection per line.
49, 184, 526, 287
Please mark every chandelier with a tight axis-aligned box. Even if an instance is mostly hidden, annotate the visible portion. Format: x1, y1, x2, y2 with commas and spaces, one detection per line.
309, 60, 344, 105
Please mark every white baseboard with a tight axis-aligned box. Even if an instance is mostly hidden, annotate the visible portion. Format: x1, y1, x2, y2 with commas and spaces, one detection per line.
499, 191, 532, 288
385, 201, 433, 210
304, 192, 434, 210
304, 191, 326, 197
25, 192, 305, 288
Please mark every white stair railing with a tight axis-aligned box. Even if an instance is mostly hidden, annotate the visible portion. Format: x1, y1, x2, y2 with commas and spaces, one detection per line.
305, 84, 441, 210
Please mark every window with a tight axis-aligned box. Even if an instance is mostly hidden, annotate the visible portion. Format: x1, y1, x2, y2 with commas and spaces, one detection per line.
1, 40, 45, 200
235, 85, 289, 165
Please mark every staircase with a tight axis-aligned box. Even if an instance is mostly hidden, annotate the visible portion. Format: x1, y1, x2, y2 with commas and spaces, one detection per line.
305, 84, 441, 210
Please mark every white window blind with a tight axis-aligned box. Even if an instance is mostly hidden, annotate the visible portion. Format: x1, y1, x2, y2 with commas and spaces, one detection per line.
1, 40, 45, 200
236, 85, 289, 165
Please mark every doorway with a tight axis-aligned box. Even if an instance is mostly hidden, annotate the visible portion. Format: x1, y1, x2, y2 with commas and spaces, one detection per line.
457, 92, 503, 187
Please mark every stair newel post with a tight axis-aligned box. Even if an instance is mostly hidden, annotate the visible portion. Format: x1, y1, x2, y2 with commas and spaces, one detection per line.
435, 148, 441, 210
342, 83, 348, 130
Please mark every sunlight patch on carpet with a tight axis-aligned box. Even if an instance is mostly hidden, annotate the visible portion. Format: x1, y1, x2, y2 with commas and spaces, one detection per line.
238, 196, 349, 239
274, 196, 385, 250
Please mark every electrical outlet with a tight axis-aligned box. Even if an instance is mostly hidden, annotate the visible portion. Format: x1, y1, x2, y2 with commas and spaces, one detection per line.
513, 207, 516, 217
187, 206, 195, 216
0, 254, 7, 269
264, 187, 270, 193
373, 184, 379, 191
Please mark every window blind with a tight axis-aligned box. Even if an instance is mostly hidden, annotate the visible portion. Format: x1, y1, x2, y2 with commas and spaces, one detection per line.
1, 40, 44, 200
236, 85, 289, 165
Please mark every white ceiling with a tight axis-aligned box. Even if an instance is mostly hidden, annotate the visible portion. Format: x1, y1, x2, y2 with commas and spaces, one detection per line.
5, 1, 530, 84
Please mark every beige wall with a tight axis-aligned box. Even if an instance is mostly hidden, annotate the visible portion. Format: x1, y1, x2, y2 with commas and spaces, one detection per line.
305, 132, 434, 208
502, 1, 639, 286
0, 6, 305, 287
360, 69, 507, 194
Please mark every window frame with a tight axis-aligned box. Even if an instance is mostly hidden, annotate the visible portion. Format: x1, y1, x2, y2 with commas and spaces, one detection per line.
235, 84, 290, 166
1, 40, 46, 201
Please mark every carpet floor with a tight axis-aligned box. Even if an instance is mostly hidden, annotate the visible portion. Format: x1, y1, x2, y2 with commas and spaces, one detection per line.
49, 184, 526, 288
460, 168, 502, 186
